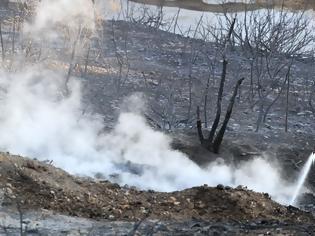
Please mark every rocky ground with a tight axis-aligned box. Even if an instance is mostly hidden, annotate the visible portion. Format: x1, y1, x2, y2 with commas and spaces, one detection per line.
0, 152, 315, 235
81, 19, 315, 135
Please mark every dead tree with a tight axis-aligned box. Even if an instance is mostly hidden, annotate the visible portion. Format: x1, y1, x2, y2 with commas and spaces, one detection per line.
228, 7, 313, 132
64, 35, 79, 96
64, 23, 92, 96
83, 43, 91, 76
111, 21, 130, 94
197, 77, 244, 153
212, 78, 244, 152
196, 18, 244, 153
284, 64, 291, 132
0, 21, 4, 61
186, 14, 204, 122
262, 60, 293, 122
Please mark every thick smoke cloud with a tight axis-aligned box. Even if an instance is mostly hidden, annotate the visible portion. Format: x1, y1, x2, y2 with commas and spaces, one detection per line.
0, 68, 298, 204
0, 0, 303, 205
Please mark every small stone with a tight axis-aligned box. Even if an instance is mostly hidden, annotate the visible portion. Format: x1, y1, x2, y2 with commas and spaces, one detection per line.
6, 188, 13, 195
236, 185, 247, 190
216, 184, 224, 190
260, 219, 268, 224
263, 193, 270, 199
224, 186, 232, 190
169, 196, 177, 202
140, 207, 148, 214
276, 228, 282, 233
121, 204, 130, 210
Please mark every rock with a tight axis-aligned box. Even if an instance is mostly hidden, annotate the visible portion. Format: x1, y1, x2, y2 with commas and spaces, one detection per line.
191, 223, 201, 228
25, 220, 41, 233
120, 204, 130, 210
6, 187, 13, 195
169, 196, 177, 202
108, 215, 115, 220
140, 207, 148, 214
216, 184, 224, 190
236, 185, 247, 190
263, 193, 270, 199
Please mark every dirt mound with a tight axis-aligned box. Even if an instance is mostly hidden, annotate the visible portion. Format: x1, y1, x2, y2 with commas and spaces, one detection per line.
0, 152, 313, 224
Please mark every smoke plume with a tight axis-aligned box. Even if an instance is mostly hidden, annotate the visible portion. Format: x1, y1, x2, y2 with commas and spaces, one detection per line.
0, 67, 298, 204
24, 0, 96, 34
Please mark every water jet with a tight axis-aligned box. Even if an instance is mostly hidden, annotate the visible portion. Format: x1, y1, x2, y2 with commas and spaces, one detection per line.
290, 153, 315, 205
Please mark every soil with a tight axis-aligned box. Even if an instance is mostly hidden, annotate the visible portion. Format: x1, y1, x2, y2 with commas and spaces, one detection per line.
0, 152, 315, 233
0, 153, 302, 222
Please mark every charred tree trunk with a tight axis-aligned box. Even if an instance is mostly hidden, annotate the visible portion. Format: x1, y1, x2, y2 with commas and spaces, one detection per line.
0, 21, 5, 61
207, 18, 236, 144
65, 26, 81, 96
12, 17, 16, 56
212, 78, 245, 153
309, 85, 315, 114
84, 44, 91, 76
196, 18, 238, 153
197, 77, 245, 153
208, 18, 236, 142
196, 106, 205, 145
65, 40, 77, 96
208, 59, 228, 143
203, 74, 211, 128
285, 66, 291, 132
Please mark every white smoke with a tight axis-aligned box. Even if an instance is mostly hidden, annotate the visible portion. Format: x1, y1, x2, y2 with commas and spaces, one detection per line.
24, 0, 96, 34
0, 0, 302, 206
0, 67, 297, 204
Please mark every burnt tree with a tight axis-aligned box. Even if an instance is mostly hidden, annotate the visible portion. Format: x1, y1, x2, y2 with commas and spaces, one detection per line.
196, 18, 244, 153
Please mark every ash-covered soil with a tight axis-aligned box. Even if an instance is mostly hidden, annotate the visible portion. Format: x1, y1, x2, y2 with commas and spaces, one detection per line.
79, 19, 315, 137
0, 152, 315, 235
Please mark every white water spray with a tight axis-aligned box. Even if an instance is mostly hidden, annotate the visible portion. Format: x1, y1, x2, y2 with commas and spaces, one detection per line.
290, 153, 315, 205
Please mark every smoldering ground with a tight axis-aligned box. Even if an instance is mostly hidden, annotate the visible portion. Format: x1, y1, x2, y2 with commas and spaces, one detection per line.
0, 0, 305, 205
0, 67, 299, 204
